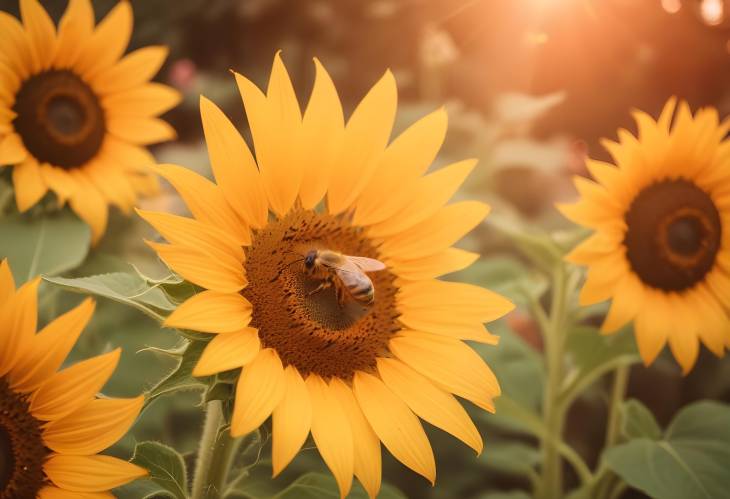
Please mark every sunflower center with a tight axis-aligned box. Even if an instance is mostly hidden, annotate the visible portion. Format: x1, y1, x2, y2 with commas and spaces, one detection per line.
0, 379, 46, 499
242, 210, 400, 380
624, 179, 722, 291
12, 70, 105, 169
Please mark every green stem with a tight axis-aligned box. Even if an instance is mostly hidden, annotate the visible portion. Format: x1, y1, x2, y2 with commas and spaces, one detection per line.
604, 365, 630, 449
191, 401, 236, 499
538, 264, 569, 499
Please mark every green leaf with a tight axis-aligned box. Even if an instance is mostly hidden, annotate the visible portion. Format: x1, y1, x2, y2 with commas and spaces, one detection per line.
476, 491, 532, 499
275, 473, 405, 499
114, 478, 178, 499
480, 441, 540, 478
145, 340, 209, 409
486, 213, 563, 272
44, 271, 178, 322
456, 256, 548, 306
604, 400, 730, 499
130, 441, 189, 499
477, 327, 544, 434
226, 471, 406, 499
561, 326, 641, 407
0, 210, 90, 283
620, 399, 662, 441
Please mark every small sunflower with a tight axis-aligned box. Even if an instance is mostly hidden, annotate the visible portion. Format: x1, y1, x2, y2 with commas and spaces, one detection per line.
0, 259, 146, 498
0, 0, 180, 243
140, 54, 514, 497
560, 98, 730, 373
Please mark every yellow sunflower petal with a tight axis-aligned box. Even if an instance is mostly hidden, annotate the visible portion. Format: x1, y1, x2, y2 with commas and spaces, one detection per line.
199, 96, 268, 228
328, 378, 381, 499
45, 162, 104, 208
378, 201, 490, 260
30, 349, 121, 421
397, 280, 514, 323
366, 159, 476, 238
146, 241, 246, 293
0, 259, 14, 302
667, 295, 700, 374
298, 58, 344, 210
13, 159, 47, 212
68, 173, 108, 244
101, 136, 155, 171
389, 248, 479, 281
107, 117, 176, 145
272, 366, 312, 477
39, 486, 114, 499
231, 348, 286, 437
0, 11, 35, 79
53, 0, 94, 69
193, 327, 260, 376
84, 161, 136, 213
377, 357, 482, 454
103, 83, 181, 117
353, 371, 436, 484
0, 278, 39, 378
0, 133, 27, 164
600, 272, 645, 334
43, 396, 143, 455
91, 45, 169, 94
7, 298, 94, 394
233, 54, 302, 218
76, 0, 133, 79
389, 331, 499, 411
152, 164, 250, 245
306, 374, 354, 499
327, 70, 397, 215
137, 209, 246, 260
165, 290, 252, 334
397, 316, 499, 345
354, 107, 447, 226
44, 455, 147, 493
20, 0, 56, 72
634, 292, 670, 366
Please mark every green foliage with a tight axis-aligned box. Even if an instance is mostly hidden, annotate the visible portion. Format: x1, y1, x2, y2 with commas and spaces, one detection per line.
604, 401, 730, 499
130, 441, 190, 499
145, 340, 210, 409
43, 268, 192, 322
619, 399, 662, 441
561, 326, 641, 407
228, 472, 407, 499
0, 209, 90, 284
480, 441, 540, 480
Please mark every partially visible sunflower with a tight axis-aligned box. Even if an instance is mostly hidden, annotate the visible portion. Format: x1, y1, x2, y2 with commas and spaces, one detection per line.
0, 260, 146, 498
0, 0, 180, 243
560, 98, 730, 373
140, 54, 514, 498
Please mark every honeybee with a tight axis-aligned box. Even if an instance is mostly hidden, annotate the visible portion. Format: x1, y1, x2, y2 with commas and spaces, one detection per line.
303, 249, 386, 305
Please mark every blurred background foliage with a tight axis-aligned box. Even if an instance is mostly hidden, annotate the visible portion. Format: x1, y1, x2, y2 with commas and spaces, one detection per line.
3, 0, 730, 497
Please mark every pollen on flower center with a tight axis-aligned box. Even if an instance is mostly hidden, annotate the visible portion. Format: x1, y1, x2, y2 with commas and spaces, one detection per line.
0, 379, 46, 499
242, 210, 401, 380
12, 70, 105, 169
624, 179, 721, 291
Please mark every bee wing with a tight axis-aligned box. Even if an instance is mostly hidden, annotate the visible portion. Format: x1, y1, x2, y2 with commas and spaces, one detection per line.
345, 256, 386, 272
335, 266, 372, 292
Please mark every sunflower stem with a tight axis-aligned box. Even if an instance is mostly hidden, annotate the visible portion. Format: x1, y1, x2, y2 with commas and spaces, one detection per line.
538, 263, 570, 499
604, 364, 630, 449
191, 401, 234, 499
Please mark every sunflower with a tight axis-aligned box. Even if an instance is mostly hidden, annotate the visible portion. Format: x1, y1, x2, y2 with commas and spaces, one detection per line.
560, 98, 730, 373
139, 53, 514, 498
0, 0, 180, 243
0, 259, 146, 498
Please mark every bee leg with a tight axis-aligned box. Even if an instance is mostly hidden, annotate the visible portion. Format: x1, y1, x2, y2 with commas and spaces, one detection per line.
335, 282, 347, 308
307, 280, 332, 296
